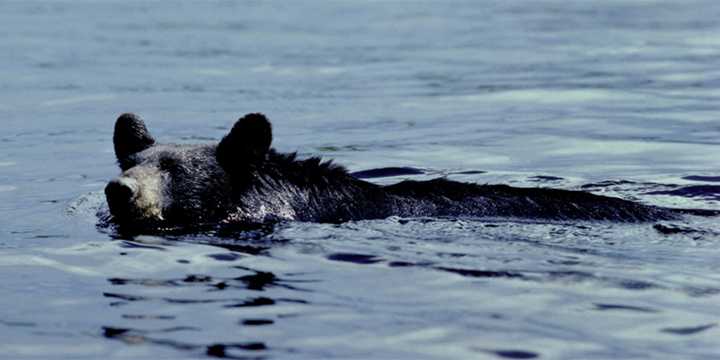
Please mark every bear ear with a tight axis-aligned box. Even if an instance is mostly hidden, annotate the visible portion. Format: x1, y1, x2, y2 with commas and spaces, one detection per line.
113, 113, 155, 164
216, 113, 272, 171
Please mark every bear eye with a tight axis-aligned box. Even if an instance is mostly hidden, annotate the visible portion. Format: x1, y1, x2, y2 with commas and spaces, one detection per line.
159, 157, 179, 171
119, 155, 139, 171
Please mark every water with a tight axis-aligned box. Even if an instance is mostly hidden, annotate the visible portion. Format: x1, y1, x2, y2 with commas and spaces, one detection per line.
1, 1, 720, 358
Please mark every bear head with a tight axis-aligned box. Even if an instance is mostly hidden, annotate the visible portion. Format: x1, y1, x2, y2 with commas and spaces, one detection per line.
105, 112, 272, 230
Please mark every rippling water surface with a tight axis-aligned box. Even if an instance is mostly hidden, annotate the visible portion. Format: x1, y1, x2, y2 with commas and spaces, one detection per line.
1, 1, 720, 359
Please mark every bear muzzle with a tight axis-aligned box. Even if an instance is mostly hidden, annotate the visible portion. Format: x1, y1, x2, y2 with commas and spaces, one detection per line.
105, 176, 164, 224
105, 178, 139, 218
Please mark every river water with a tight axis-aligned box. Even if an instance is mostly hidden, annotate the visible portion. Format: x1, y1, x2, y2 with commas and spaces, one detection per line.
1, 1, 719, 359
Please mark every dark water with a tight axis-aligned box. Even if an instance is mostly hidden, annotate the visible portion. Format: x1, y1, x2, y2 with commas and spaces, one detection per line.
2, 1, 720, 359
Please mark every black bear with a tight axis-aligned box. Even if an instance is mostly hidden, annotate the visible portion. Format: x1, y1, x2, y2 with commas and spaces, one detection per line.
106, 113, 684, 231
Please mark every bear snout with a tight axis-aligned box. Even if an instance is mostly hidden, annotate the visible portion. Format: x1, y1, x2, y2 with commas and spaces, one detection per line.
105, 177, 139, 218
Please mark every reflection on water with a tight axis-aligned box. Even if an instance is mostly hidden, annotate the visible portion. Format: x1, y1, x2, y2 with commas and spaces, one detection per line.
1, 0, 720, 359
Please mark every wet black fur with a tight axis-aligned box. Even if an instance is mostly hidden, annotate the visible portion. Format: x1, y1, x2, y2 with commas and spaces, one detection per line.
107, 113, 684, 231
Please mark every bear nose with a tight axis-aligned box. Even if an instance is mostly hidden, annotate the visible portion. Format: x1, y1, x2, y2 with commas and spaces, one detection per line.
105, 178, 138, 215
